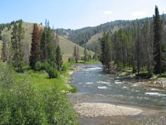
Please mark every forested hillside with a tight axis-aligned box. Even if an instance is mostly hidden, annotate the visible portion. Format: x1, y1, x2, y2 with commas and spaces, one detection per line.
100, 6, 166, 76
56, 20, 130, 46
56, 15, 166, 53
0, 20, 91, 63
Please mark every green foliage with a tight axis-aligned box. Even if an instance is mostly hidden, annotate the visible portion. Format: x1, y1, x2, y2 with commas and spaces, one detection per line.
29, 24, 42, 69
34, 61, 42, 71
83, 47, 88, 62
40, 20, 56, 63
100, 32, 112, 72
73, 45, 80, 63
62, 64, 67, 72
153, 6, 164, 74
68, 57, 75, 63
11, 20, 25, 72
45, 64, 59, 78
55, 45, 63, 71
69, 84, 77, 93
0, 63, 78, 125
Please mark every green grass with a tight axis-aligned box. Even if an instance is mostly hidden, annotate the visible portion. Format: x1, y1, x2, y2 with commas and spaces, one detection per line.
0, 62, 75, 95
15, 64, 74, 93
0, 62, 79, 125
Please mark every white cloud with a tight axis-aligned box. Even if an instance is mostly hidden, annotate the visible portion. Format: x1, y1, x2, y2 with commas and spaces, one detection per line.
104, 10, 113, 15
130, 11, 148, 19
161, 8, 166, 14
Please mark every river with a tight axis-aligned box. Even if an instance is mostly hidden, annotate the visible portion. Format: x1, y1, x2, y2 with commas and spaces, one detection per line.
69, 64, 166, 125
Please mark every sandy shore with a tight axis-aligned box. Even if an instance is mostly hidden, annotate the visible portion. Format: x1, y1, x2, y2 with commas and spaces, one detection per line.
74, 102, 143, 117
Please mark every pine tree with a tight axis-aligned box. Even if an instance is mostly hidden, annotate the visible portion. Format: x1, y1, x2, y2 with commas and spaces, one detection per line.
142, 20, 153, 75
73, 45, 80, 63
29, 24, 42, 69
100, 32, 112, 72
1, 41, 7, 62
55, 45, 63, 70
135, 25, 141, 75
84, 47, 88, 62
40, 20, 56, 65
1, 33, 11, 62
153, 6, 162, 74
11, 20, 25, 72
40, 26, 47, 61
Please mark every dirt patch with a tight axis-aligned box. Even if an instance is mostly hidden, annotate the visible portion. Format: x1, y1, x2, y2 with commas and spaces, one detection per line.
74, 102, 143, 117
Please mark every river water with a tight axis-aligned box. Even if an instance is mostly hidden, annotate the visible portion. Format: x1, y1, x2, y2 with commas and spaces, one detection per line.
69, 64, 166, 125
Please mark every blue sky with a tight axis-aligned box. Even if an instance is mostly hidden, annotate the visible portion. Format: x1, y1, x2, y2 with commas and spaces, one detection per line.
0, 0, 166, 29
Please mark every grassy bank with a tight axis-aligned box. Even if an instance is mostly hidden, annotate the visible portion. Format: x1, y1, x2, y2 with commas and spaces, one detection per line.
15, 67, 74, 93
0, 62, 78, 125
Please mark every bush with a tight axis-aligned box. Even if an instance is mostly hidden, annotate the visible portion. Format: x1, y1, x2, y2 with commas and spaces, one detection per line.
45, 65, 59, 78
136, 73, 153, 79
62, 64, 68, 72
0, 64, 78, 125
34, 61, 42, 71
68, 57, 75, 63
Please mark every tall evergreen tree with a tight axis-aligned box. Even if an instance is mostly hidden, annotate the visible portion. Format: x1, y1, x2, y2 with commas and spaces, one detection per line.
40, 20, 56, 65
1, 35, 8, 62
153, 6, 162, 74
11, 20, 25, 72
84, 47, 88, 62
100, 32, 112, 72
29, 24, 42, 69
55, 45, 63, 70
135, 25, 141, 75
73, 45, 80, 63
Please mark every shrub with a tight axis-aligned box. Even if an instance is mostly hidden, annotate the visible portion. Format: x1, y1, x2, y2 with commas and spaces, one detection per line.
45, 65, 59, 78
0, 64, 78, 125
34, 61, 42, 71
62, 64, 68, 72
68, 57, 75, 63
70, 85, 77, 93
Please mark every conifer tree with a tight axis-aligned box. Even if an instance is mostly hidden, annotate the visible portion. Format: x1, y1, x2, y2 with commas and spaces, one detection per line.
84, 47, 88, 62
55, 45, 63, 70
153, 6, 162, 74
40, 20, 56, 64
11, 20, 25, 72
100, 32, 112, 72
1, 34, 8, 62
29, 24, 42, 69
73, 45, 80, 63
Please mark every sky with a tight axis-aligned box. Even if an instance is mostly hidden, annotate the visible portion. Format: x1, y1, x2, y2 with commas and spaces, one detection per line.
0, 0, 166, 29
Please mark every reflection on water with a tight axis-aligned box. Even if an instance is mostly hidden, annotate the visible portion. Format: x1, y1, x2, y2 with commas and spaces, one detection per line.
71, 64, 166, 109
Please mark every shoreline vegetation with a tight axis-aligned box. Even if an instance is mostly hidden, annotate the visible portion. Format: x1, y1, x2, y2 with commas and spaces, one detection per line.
100, 6, 166, 88
0, 62, 79, 125
115, 67, 166, 90
0, 3, 165, 125
0, 19, 96, 125
0, 59, 98, 125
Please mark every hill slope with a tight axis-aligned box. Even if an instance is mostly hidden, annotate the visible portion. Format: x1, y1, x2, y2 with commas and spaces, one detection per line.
0, 21, 89, 63
56, 15, 166, 51
56, 20, 131, 47
58, 35, 89, 62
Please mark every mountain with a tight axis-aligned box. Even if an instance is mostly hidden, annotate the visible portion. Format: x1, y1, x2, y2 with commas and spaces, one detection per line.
0, 21, 92, 63
56, 20, 132, 48
56, 15, 166, 51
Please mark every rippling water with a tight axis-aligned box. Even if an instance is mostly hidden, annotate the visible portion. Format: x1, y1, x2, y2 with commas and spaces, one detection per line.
71, 64, 166, 109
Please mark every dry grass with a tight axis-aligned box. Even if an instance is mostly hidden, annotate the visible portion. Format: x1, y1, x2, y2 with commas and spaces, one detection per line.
0, 22, 94, 63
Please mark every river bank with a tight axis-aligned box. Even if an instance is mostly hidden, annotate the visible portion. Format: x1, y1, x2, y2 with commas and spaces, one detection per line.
69, 64, 166, 125
69, 93, 166, 125
117, 68, 166, 90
